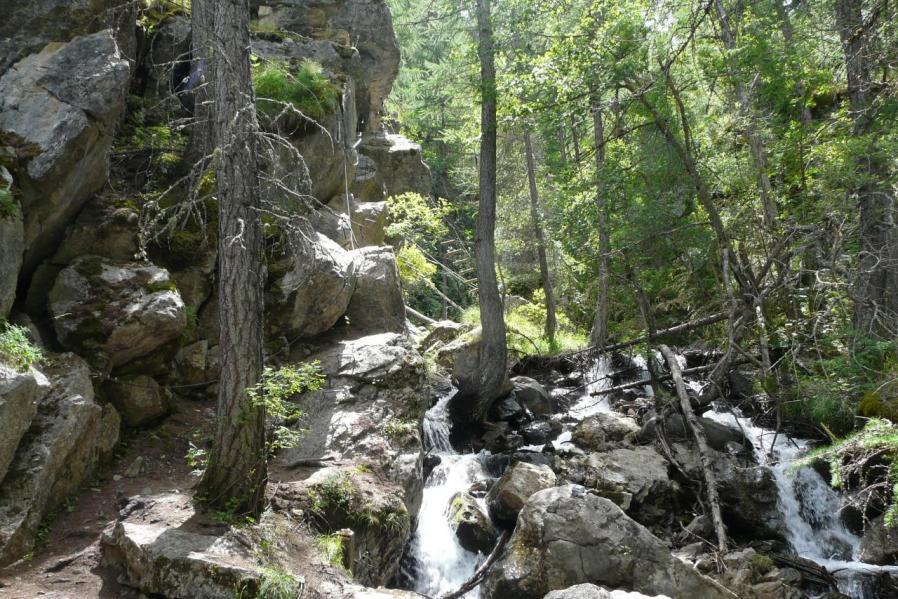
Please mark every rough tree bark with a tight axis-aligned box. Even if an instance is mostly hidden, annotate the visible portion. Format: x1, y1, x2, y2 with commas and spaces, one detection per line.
187, 0, 213, 162
835, 0, 898, 339
524, 129, 557, 344
196, 0, 267, 515
472, 0, 508, 420
589, 98, 611, 347
660, 345, 728, 553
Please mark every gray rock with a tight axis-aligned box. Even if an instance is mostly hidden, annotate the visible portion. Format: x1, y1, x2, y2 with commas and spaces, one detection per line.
284, 333, 427, 516
513, 376, 552, 415
105, 375, 170, 428
571, 412, 640, 451
544, 584, 666, 599
482, 485, 736, 599
859, 515, 898, 565
0, 30, 130, 275
554, 446, 673, 521
522, 421, 558, 445
0, 182, 23, 317
0, 364, 50, 483
270, 231, 357, 338
487, 461, 557, 523
346, 246, 406, 334
419, 320, 469, 353
358, 133, 432, 198
102, 495, 262, 599
0, 354, 119, 565
0, 0, 134, 76
352, 153, 387, 202
48, 257, 187, 367
324, 195, 387, 247
448, 491, 498, 554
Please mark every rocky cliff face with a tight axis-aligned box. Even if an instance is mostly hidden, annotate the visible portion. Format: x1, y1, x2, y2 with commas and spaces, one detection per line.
0, 0, 433, 586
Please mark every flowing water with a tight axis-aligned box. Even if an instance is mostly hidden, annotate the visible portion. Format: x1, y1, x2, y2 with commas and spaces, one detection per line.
405, 354, 898, 598
407, 393, 489, 598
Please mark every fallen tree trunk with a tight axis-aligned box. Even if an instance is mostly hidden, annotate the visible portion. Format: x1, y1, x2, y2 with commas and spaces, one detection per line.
661, 344, 728, 553
406, 305, 438, 326
439, 530, 509, 599
577, 311, 729, 355
587, 360, 748, 397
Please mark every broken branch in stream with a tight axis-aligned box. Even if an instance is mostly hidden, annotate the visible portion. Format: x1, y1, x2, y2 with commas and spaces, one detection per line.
661, 344, 728, 553
587, 360, 747, 397
438, 530, 510, 599
575, 311, 729, 356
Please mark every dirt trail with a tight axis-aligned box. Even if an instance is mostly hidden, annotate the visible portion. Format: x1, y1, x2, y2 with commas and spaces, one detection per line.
0, 398, 217, 598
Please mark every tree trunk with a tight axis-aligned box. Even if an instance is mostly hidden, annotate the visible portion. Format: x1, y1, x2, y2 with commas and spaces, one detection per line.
570, 114, 582, 165
835, 0, 898, 339
473, 0, 508, 420
713, 0, 778, 230
524, 129, 557, 344
660, 345, 728, 553
187, 0, 213, 162
196, 0, 267, 516
589, 99, 610, 347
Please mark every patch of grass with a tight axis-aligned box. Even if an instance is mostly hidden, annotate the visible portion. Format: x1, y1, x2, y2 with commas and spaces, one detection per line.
461, 304, 587, 356
145, 279, 178, 294
253, 59, 340, 122
0, 322, 43, 371
0, 183, 16, 218
256, 567, 304, 599
383, 417, 418, 445
314, 533, 346, 568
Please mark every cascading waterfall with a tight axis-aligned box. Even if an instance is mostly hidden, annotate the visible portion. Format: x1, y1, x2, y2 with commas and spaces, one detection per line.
406, 393, 489, 598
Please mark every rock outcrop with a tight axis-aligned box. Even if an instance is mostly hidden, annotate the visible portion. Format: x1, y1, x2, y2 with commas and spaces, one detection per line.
544, 584, 667, 599
448, 491, 498, 554
270, 231, 357, 338
487, 461, 557, 523
0, 204, 24, 317
0, 30, 130, 276
105, 374, 171, 428
859, 515, 898, 565
346, 246, 407, 334
0, 354, 119, 565
0, 364, 49, 483
482, 485, 736, 599
357, 133, 432, 198
48, 257, 187, 368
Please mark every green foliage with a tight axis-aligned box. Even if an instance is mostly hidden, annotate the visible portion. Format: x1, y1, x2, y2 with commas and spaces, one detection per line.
385, 192, 448, 244
253, 59, 340, 122
801, 419, 898, 526
256, 567, 304, 599
0, 180, 15, 218
396, 245, 436, 288
185, 442, 207, 475
382, 417, 418, 445
138, 0, 190, 31
0, 322, 43, 371
786, 332, 898, 434
314, 534, 346, 567
246, 362, 325, 453
461, 303, 586, 356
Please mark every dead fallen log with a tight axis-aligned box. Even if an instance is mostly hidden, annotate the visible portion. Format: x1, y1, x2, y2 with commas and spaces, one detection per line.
661, 344, 728, 553
771, 553, 839, 590
576, 311, 729, 356
588, 361, 747, 397
406, 305, 438, 326
439, 530, 510, 599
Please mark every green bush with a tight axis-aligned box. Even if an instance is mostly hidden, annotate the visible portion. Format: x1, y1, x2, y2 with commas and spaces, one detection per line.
461, 303, 587, 356
0, 322, 43, 371
253, 59, 340, 122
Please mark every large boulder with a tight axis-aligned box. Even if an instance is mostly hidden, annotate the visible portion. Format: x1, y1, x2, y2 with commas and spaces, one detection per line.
571, 412, 640, 451
104, 375, 170, 428
859, 515, 898, 565
352, 153, 387, 202
0, 364, 50, 483
47, 257, 187, 367
358, 133, 432, 198
346, 246, 406, 334
0, 0, 134, 76
270, 231, 357, 338
323, 195, 388, 248
448, 491, 498, 554
482, 485, 736, 599
513, 376, 553, 415
0, 354, 119, 565
544, 584, 668, 599
254, 0, 399, 132
284, 333, 428, 516
554, 446, 673, 522
0, 30, 130, 276
0, 191, 24, 316
487, 461, 557, 523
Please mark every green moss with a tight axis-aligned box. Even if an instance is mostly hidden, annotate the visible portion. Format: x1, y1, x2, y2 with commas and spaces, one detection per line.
145, 279, 178, 294
750, 553, 774, 574
383, 417, 418, 445
74, 257, 105, 279
253, 59, 340, 122
0, 183, 16, 218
